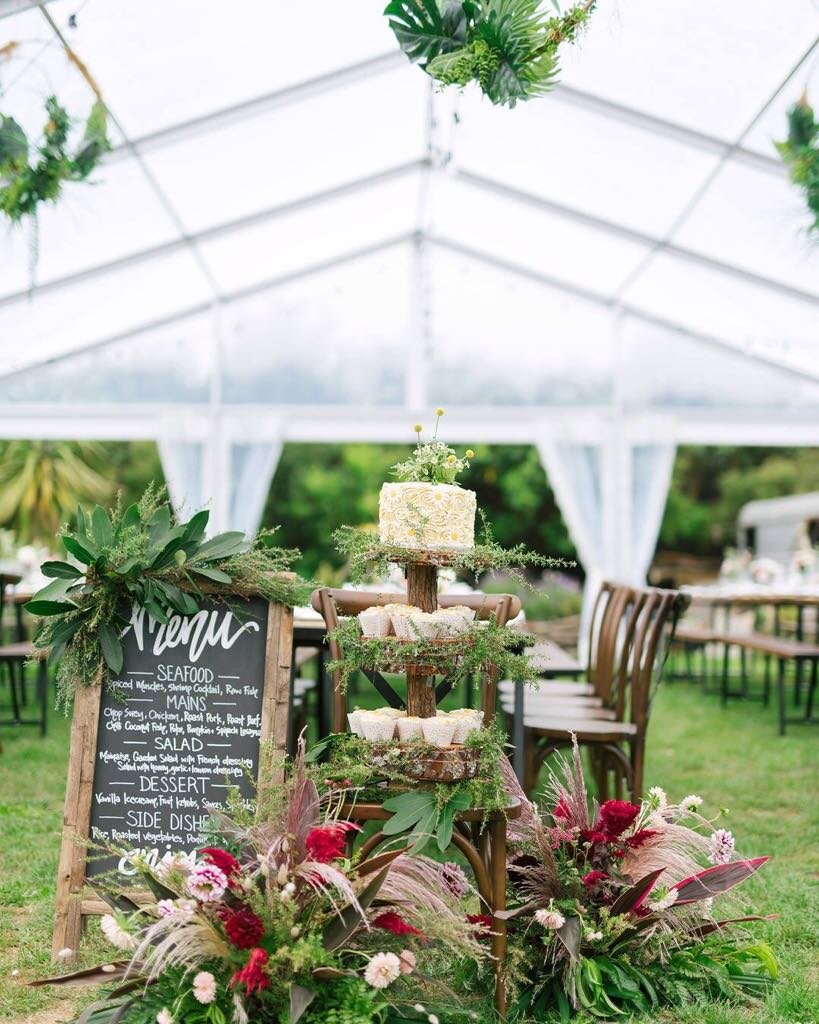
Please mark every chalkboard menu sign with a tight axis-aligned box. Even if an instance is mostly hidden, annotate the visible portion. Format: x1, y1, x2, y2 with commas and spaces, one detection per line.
52, 592, 294, 956
87, 596, 269, 878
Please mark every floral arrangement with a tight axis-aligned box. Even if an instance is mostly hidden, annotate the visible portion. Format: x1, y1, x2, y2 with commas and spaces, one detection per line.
41, 743, 490, 1024
385, 0, 597, 108
776, 92, 819, 237
328, 613, 538, 692
499, 745, 776, 1018
25, 485, 312, 709
391, 410, 472, 486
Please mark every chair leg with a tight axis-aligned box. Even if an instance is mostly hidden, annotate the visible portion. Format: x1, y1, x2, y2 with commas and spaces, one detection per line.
489, 815, 508, 1018
39, 661, 47, 736
524, 731, 538, 796
777, 659, 786, 736
630, 737, 645, 802
763, 654, 771, 707
721, 643, 730, 705
6, 661, 21, 722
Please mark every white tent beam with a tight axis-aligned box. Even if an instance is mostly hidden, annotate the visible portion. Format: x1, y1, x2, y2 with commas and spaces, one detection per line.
0, 404, 815, 447
107, 52, 407, 162
0, 161, 427, 310
456, 169, 819, 308
0, 0, 52, 18
427, 235, 819, 387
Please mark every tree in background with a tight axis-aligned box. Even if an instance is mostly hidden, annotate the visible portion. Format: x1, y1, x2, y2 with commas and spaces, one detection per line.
264, 443, 577, 581
0, 440, 163, 547
658, 447, 819, 557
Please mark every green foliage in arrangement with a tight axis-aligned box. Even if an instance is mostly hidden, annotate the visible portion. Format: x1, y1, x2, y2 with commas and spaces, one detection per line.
0, 95, 110, 223
775, 94, 819, 237
25, 485, 312, 709
334, 512, 573, 590
309, 724, 510, 849
327, 615, 537, 692
385, 0, 596, 107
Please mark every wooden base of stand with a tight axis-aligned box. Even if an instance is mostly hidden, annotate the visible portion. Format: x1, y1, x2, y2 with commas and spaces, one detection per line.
405, 561, 438, 718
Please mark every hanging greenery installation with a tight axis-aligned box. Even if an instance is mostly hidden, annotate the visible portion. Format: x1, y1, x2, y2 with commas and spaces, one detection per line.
776, 93, 819, 237
384, 0, 597, 108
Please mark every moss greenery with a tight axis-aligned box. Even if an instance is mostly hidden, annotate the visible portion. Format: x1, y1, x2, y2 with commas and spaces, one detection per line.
328, 615, 537, 693
26, 484, 312, 710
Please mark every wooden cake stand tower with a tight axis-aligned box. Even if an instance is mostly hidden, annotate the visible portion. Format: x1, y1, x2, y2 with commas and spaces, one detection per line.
312, 549, 522, 1017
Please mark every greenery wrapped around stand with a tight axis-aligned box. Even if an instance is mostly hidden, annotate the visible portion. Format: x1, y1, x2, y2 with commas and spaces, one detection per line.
26, 485, 313, 710
328, 614, 537, 692
385, 0, 597, 108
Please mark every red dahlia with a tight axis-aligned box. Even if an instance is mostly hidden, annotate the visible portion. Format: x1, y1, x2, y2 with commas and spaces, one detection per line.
466, 914, 494, 933
223, 906, 265, 950
581, 870, 608, 888
305, 822, 360, 864
230, 947, 269, 995
372, 911, 425, 938
625, 829, 660, 849
596, 800, 640, 838
201, 847, 241, 884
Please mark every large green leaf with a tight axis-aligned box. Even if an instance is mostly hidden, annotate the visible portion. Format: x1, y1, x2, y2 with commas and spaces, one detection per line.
114, 502, 140, 538
0, 116, 28, 171
25, 599, 78, 617
98, 622, 124, 675
61, 534, 98, 566
381, 791, 437, 835
182, 508, 209, 542
189, 565, 232, 584
384, 0, 467, 64
91, 505, 114, 547
190, 531, 248, 562
154, 581, 199, 616
48, 615, 86, 664
41, 560, 83, 579
437, 789, 471, 851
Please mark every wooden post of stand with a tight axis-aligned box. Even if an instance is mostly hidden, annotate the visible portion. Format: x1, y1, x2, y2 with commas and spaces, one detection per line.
405, 561, 438, 718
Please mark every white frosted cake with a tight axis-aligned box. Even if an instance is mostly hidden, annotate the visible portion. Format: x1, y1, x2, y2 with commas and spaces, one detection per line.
379, 482, 476, 550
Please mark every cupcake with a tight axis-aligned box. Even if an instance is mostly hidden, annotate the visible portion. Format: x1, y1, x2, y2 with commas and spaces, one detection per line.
396, 716, 424, 741
360, 714, 396, 741
347, 710, 364, 736
421, 716, 456, 747
358, 607, 392, 637
444, 605, 477, 628
378, 707, 407, 720
450, 710, 483, 743
407, 610, 446, 640
387, 605, 419, 639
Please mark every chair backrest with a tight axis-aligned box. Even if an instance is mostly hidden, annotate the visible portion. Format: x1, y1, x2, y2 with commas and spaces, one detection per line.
311, 588, 523, 733
586, 582, 638, 704
622, 587, 688, 729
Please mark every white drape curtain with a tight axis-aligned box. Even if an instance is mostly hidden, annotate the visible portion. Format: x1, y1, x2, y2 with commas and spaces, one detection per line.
537, 434, 675, 662
158, 439, 282, 536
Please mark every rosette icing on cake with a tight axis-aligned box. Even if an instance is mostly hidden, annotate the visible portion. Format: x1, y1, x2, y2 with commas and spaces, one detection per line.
378, 482, 477, 550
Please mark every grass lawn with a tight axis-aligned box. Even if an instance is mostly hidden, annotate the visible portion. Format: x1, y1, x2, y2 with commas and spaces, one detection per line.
1, 678, 817, 1023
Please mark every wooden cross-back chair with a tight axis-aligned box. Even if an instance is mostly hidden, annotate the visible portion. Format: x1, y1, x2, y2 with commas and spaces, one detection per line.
0, 574, 47, 738
521, 587, 687, 800
312, 588, 522, 733
312, 587, 522, 1016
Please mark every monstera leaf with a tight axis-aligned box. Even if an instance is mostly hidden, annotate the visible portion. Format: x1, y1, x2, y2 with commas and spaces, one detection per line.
384, 0, 467, 64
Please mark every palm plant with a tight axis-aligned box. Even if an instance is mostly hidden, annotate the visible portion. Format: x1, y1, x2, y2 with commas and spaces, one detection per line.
0, 440, 111, 543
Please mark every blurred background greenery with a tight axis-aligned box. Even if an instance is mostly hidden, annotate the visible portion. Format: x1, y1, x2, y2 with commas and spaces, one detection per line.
0, 440, 816, 620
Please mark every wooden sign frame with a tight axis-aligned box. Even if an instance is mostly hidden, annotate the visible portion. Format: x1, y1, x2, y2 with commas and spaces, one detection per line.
52, 600, 294, 957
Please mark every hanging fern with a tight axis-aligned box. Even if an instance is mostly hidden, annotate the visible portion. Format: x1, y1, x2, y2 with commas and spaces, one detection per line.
775, 93, 819, 237
384, 0, 597, 107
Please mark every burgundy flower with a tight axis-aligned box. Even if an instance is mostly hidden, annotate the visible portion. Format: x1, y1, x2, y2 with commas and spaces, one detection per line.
582, 870, 608, 888
201, 847, 241, 885
222, 906, 265, 950
580, 829, 610, 846
372, 911, 425, 938
553, 796, 572, 821
596, 800, 640, 838
230, 947, 269, 995
625, 829, 660, 849
305, 822, 360, 864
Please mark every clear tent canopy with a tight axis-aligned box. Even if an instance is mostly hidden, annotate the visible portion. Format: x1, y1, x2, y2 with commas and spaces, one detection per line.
0, 0, 818, 606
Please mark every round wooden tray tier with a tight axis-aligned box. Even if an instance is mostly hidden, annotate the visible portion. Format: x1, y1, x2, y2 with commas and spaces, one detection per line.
359, 541, 500, 572
368, 743, 482, 782
359, 635, 471, 675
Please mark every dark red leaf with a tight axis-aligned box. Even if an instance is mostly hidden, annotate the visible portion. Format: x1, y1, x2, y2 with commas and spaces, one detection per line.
674, 857, 769, 904
609, 868, 665, 916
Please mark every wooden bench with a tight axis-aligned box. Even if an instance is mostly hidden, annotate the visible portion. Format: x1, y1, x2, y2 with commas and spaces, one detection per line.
718, 631, 818, 735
